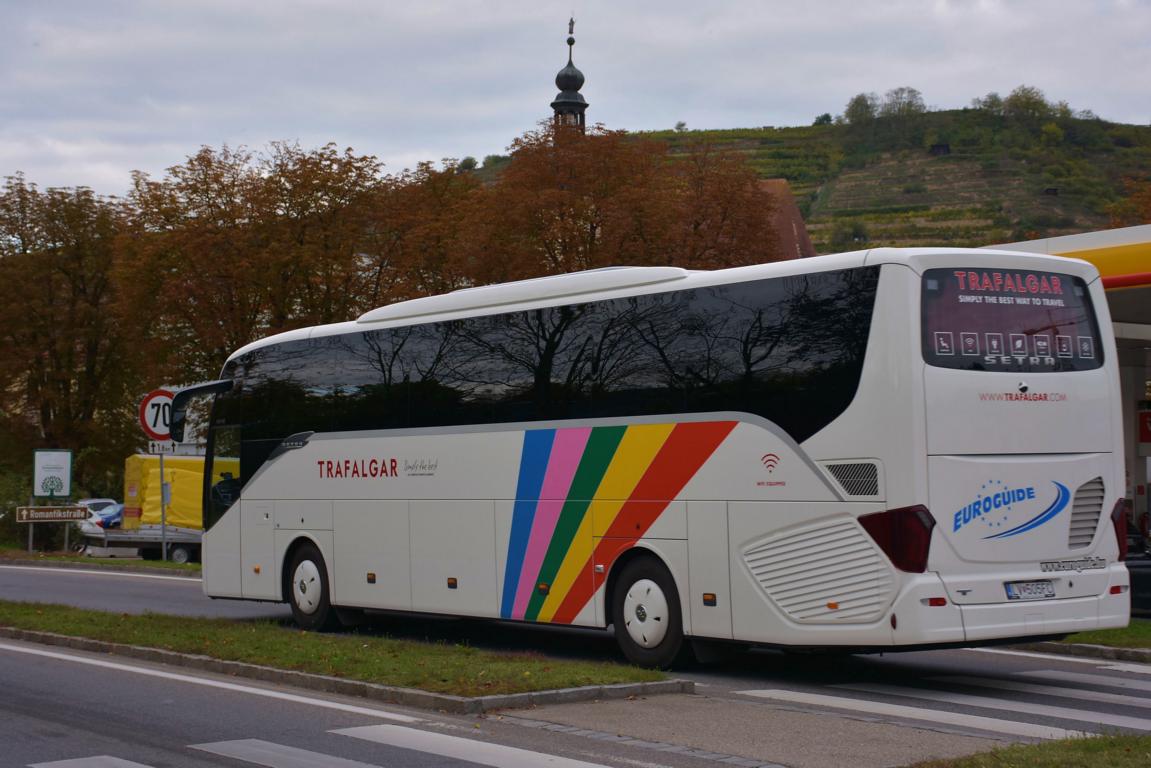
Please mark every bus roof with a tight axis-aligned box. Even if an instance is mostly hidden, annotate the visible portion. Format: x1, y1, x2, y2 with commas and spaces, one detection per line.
225, 247, 1098, 364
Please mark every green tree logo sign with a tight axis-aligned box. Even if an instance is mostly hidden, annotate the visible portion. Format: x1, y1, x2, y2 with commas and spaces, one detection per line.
40, 475, 64, 496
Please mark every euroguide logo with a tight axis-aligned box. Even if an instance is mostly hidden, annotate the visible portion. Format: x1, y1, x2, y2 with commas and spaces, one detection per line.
952, 480, 1071, 539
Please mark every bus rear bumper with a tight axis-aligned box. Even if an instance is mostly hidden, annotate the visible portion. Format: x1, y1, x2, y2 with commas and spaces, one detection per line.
886, 568, 1130, 647
958, 580, 1130, 642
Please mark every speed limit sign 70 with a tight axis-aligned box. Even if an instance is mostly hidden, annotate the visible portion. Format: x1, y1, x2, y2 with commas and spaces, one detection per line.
139, 389, 174, 441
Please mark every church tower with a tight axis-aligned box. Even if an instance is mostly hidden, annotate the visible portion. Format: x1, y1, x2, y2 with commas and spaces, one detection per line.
551, 18, 588, 131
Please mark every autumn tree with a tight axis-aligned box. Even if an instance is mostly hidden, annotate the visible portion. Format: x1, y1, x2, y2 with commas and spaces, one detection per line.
257, 142, 383, 328
364, 160, 481, 301
461, 123, 781, 285
670, 140, 782, 268
120, 143, 385, 382
119, 145, 272, 381
0, 176, 136, 492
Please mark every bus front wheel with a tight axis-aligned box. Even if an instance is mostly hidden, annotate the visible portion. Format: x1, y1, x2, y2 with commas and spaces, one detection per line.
611, 556, 684, 669
287, 543, 340, 632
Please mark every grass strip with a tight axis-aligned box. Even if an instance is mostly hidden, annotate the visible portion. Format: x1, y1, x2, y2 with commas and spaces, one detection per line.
1062, 618, 1151, 649
0, 549, 201, 573
0, 600, 661, 697
905, 734, 1151, 767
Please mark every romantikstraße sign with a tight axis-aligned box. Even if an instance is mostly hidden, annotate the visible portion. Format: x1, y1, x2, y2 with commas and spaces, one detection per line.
16, 506, 89, 523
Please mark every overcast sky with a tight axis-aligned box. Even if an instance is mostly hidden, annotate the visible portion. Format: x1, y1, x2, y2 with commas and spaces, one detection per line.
3, 0, 1149, 196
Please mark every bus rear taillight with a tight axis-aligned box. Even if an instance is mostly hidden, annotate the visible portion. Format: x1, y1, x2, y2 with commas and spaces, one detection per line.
1111, 499, 1128, 562
860, 505, 936, 573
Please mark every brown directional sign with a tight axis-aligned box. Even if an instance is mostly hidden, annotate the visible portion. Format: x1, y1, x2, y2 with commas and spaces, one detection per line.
16, 506, 89, 523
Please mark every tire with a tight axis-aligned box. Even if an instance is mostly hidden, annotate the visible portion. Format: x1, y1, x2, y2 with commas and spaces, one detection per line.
611, 556, 685, 669
168, 545, 191, 565
287, 543, 340, 632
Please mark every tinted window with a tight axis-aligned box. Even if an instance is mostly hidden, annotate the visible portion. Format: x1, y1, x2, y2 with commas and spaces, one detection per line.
203, 361, 242, 530
922, 268, 1103, 372
228, 267, 880, 485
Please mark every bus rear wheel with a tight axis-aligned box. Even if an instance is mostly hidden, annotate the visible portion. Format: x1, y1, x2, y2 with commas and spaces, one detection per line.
287, 543, 340, 632
611, 556, 684, 669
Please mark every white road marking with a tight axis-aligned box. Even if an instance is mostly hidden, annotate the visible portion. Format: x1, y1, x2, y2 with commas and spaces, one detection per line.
735, 688, 1080, 740
935, 675, 1151, 709
965, 647, 1151, 675
839, 682, 1151, 733
0, 564, 201, 583
337, 723, 615, 767
1022, 669, 1151, 692
192, 739, 381, 768
0, 641, 420, 723
30, 758, 156, 768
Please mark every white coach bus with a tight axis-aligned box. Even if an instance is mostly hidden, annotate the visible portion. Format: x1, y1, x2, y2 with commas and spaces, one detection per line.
172, 247, 1129, 667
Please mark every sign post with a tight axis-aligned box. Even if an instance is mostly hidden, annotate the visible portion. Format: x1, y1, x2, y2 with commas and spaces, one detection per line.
140, 389, 174, 561
32, 449, 72, 553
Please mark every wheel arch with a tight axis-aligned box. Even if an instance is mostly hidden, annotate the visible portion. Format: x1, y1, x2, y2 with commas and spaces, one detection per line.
280, 533, 331, 603
603, 542, 692, 635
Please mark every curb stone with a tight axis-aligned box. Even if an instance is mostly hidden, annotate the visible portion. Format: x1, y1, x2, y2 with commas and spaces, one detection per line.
0, 626, 692, 714
0, 557, 200, 579
1009, 640, 1151, 665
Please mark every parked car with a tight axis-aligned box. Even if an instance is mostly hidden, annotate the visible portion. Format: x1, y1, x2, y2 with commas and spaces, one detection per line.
78, 500, 122, 531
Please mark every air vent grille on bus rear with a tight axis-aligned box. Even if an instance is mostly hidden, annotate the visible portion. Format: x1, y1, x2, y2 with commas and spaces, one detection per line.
825, 462, 880, 497
742, 518, 895, 624
1067, 476, 1105, 550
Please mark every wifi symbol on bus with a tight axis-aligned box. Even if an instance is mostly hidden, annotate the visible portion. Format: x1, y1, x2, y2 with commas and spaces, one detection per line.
761, 453, 780, 473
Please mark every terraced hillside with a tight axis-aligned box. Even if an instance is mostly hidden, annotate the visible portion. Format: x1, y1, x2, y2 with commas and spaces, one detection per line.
643, 109, 1151, 254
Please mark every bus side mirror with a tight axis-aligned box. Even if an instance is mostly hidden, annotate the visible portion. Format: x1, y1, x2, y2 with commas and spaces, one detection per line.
170, 379, 234, 442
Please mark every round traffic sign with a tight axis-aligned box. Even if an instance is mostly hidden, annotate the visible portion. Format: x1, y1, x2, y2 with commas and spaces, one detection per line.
139, 389, 174, 441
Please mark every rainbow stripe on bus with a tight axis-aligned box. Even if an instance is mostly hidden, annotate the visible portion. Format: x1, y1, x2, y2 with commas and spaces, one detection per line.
500, 421, 736, 623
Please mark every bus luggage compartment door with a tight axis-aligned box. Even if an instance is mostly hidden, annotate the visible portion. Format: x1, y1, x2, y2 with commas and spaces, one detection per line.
927, 453, 1117, 606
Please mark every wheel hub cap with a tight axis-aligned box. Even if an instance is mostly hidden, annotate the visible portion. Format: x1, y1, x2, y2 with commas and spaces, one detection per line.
292, 560, 322, 615
622, 578, 669, 649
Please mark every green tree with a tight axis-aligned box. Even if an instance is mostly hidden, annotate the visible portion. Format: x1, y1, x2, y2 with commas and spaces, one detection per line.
1004, 85, 1052, 128
1040, 122, 1065, 147
879, 86, 926, 119
813, 113, 833, 126
844, 93, 879, 125
971, 92, 1004, 115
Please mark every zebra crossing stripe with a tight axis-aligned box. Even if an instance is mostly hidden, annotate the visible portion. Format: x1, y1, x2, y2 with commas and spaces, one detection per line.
839, 683, 1151, 733
191, 739, 380, 768
1021, 669, 1151, 692
934, 675, 1151, 710
335, 723, 614, 768
735, 689, 1079, 740
966, 648, 1151, 675
30, 758, 156, 768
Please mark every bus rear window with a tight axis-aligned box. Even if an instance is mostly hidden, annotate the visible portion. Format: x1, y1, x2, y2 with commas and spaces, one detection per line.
921, 268, 1103, 372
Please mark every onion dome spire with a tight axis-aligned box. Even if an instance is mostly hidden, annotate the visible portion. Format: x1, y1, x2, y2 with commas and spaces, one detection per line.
551, 17, 588, 131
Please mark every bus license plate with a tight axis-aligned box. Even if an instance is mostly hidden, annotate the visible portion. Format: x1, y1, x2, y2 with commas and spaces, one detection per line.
1005, 580, 1055, 601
